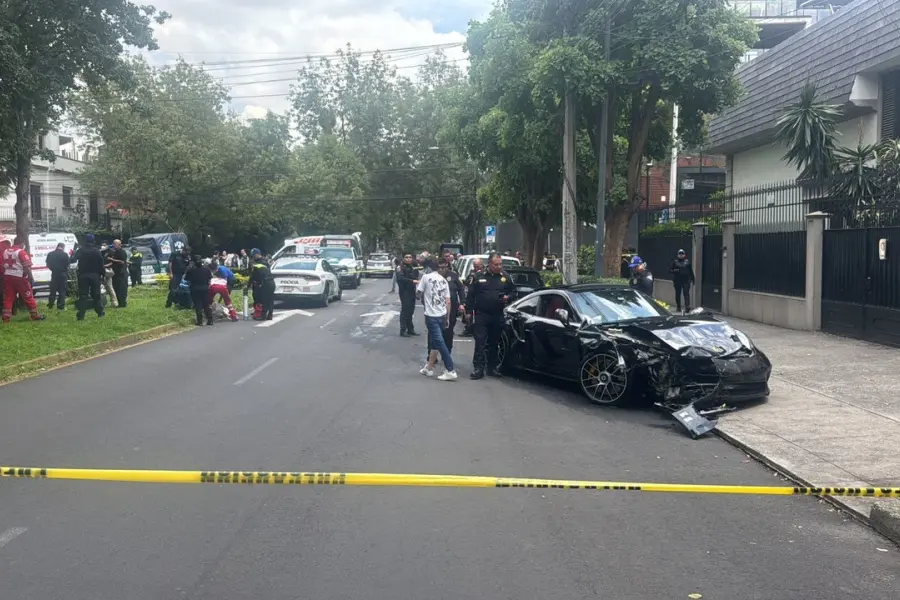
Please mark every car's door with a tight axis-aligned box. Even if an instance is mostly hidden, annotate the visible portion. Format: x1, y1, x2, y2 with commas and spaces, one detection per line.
529, 292, 582, 377
504, 294, 540, 368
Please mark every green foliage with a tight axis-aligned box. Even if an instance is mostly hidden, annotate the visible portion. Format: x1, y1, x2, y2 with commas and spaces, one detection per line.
541, 270, 627, 287
577, 244, 596, 276
775, 83, 841, 182
776, 85, 900, 211
641, 218, 721, 237
458, 0, 757, 273
0, 0, 169, 240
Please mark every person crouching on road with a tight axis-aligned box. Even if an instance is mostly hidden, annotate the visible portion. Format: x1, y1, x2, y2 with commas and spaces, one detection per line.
1, 235, 44, 322
208, 264, 238, 322
185, 256, 214, 326
249, 248, 275, 320
416, 258, 458, 381
395, 252, 419, 337
628, 255, 654, 297
467, 253, 514, 380
669, 248, 695, 314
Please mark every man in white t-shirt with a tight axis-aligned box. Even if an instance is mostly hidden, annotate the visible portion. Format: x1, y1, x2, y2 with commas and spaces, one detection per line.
415, 258, 458, 381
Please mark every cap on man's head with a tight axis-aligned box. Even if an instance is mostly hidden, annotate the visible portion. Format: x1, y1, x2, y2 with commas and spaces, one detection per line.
677, 249, 686, 255
628, 255, 644, 268
86, 234, 95, 243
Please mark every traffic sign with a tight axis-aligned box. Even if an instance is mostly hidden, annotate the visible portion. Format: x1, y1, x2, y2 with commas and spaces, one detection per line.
485, 225, 496, 243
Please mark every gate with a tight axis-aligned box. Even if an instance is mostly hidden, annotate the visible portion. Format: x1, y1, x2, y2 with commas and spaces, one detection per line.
701, 233, 722, 311
821, 227, 900, 347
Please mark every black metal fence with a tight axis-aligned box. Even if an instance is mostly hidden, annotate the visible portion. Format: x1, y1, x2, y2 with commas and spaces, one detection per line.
734, 231, 807, 297
636, 234, 692, 280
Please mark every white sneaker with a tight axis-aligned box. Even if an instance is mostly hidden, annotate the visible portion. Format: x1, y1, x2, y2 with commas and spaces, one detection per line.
420, 366, 434, 377
437, 370, 458, 381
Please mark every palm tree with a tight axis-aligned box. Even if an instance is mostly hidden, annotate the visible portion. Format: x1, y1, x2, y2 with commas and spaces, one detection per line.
775, 82, 841, 183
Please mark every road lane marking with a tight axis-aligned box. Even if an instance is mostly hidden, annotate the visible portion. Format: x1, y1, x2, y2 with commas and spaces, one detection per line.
353, 293, 368, 301
233, 358, 279, 386
255, 309, 313, 328
375, 293, 386, 303
320, 318, 336, 329
0, 528, 26, 549
360, 310, 399, 328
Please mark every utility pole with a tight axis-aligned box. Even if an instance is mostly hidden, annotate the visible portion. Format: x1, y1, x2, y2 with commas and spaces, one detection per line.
562, 82, 578, 285
668, 104, 680, 218
593, 18, 611, 277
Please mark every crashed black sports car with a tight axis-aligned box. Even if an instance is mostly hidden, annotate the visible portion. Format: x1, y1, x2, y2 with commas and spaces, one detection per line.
498, 284, 771, 411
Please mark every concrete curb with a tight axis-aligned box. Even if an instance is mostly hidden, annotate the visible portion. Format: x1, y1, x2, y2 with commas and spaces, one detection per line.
871, 502, 900, 546
715, 427, 872, 522
0, 323, 188, 385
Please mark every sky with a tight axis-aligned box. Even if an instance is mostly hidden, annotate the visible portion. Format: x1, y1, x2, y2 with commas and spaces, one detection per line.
145, 0, 494, 120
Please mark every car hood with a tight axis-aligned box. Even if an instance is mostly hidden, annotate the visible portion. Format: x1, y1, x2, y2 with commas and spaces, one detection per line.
609, 316, 750, 357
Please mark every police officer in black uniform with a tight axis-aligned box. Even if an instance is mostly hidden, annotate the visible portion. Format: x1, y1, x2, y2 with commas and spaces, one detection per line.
628, 255, 654, 297
441, 253, 465, 353
249, 248, 276, 320
466, 253, 514, 380
395, 252, 420, 337
460, 257, 484, 337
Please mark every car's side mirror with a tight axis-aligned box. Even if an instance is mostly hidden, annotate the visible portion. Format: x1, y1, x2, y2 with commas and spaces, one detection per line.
555, 308, 569, 325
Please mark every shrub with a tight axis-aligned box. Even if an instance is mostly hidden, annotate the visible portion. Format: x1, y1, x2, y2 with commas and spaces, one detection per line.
542, 271, 628, 287
641, 217, 722, 237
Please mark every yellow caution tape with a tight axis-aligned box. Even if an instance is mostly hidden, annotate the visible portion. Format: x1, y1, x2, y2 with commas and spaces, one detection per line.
2, 467, 899, 496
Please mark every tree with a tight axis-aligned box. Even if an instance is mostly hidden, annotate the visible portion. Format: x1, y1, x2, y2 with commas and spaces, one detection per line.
775, 82, 841, 182
505, 0, 758, 273
0, 0, 169, 241
447, 11, 564, 268
71, 58, 244, 242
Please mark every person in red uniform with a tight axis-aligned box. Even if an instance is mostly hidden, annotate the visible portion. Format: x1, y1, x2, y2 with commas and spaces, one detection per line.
208, 272, 238, 322
2, 236, 44, 322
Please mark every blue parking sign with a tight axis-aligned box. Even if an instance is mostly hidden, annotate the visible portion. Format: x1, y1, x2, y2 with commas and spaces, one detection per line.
485, 225, 496, 242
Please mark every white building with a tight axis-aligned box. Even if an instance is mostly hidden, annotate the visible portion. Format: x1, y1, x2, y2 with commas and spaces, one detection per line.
708, 0, 900, 193
0, 131, 120, 234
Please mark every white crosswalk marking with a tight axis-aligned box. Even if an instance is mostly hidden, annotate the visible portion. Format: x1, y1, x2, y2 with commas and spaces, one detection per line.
0, 527, 27, 549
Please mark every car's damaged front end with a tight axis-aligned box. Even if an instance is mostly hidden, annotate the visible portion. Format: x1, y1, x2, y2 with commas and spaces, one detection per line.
586, 315, 771, 437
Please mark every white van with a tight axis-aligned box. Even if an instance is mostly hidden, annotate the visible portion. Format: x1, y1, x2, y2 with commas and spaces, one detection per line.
28, 232, 78, 287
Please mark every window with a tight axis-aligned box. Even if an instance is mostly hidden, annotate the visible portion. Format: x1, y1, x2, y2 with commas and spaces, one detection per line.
882, 69, 900, 141
62, 186, 73, 208
513, 295, 540, 315
29, 184, 42, 220
37, 135, 44, 150
88, 193, 99, 224
538, 293, 573, 320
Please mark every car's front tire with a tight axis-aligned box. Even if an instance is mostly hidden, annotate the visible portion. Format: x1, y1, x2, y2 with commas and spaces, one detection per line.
579, 352, 630, 406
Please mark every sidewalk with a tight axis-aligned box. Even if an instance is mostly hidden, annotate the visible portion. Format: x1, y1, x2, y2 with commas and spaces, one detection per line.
716, 317, 900, 537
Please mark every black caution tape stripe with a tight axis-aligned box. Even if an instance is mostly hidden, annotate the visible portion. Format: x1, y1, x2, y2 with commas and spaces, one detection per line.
2, 467, 899, 496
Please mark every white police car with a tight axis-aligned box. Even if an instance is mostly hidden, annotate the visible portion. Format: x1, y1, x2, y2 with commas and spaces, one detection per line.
271, 252, 342, 307
315, 246, 363, 289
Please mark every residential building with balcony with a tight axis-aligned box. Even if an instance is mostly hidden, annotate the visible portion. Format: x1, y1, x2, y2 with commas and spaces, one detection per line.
0, 131, 120, 234
731, 0, 850, 63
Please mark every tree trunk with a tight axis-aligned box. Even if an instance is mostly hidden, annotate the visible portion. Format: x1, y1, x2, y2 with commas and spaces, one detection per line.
603, 208, 630, 276
14, 153, 31, 247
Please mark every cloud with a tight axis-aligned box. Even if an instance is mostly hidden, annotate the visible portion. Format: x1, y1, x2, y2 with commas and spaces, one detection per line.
145, 0, 492, 115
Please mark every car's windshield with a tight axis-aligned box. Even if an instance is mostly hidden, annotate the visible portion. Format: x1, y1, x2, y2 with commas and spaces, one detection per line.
369, 254, 389, 261
508, 271, 543, 287
272, 259, 317, 271
570, 288, 668, 324
318, 247, 354, 261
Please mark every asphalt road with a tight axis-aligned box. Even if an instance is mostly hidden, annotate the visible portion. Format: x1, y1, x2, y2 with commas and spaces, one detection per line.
0, 278, 897, 599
